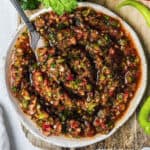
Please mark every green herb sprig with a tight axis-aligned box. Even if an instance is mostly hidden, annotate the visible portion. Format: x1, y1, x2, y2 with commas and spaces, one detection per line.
19, 0, 79, 15
19, 0, 40, 10
38, 0, 78, 15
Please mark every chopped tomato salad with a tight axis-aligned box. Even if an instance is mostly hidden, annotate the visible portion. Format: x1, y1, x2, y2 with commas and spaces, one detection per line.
9, 7, 141, 137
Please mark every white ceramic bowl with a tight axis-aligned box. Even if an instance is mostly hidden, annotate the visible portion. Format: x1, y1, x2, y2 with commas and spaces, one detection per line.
5, 2, 147, 148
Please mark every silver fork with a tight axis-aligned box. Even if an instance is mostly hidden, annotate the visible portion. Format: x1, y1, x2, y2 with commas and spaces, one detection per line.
10, 0, 45, 60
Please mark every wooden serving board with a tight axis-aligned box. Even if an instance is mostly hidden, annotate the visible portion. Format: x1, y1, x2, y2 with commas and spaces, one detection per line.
19, 0, 150, 149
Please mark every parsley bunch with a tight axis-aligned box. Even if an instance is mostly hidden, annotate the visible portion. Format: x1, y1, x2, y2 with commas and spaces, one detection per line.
19, 0, 79, 15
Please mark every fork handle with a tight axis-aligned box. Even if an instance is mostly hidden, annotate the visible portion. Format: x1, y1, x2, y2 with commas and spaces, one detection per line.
10, 0, 35, 32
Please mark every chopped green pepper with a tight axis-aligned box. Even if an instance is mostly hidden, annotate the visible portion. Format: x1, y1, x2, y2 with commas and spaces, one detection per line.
138, 96, 150, 135
57, 23, 67, 30
22, 100, 29, 109
51, 63, 56, 68
12, 86, 18, 92
87, 102, 97, 114
23, 95, 30, 101
57, 59, 65, 63
37, 76, 43, 82
82, 8, 91, 17
38, 112, 49, 120
86, 84, 92, 91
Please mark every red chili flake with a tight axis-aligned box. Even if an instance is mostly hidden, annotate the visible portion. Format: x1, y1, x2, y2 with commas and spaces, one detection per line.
109, 90, 114, 96
70, 120, 79, 129
124, 93, 129, 102
93, 118, 100, 126
109, 87, 115, 96
42, 122, 51, 132
100, 122, 106, 129
67, 74, 74, 81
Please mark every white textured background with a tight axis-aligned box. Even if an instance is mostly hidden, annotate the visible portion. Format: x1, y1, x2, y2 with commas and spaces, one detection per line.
0, 0, 40, 149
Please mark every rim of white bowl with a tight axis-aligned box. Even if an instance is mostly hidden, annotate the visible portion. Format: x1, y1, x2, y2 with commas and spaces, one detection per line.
5, 2, 148, 148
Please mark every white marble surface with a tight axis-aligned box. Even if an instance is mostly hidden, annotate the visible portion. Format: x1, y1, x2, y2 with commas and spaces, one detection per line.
0, 0, 40, 150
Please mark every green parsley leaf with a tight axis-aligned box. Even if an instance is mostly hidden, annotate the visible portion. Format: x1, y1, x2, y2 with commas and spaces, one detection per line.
19, 0, 40, 10
39, 0, 78, 15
